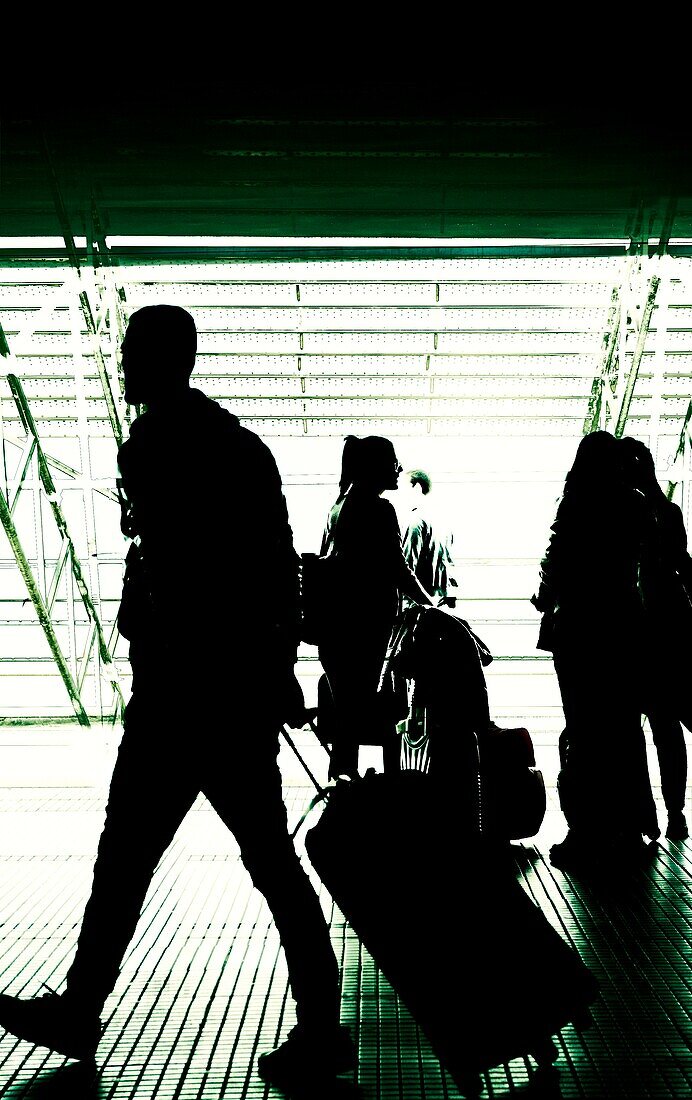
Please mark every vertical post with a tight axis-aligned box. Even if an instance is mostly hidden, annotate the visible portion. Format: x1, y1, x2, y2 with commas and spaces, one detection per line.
70, 298, 104, 717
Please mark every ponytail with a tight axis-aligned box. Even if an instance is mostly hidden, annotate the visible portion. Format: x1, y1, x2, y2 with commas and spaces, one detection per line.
338, 434, 361, 497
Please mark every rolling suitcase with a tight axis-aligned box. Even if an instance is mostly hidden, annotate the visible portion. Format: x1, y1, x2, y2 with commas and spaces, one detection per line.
299, 767, 597, 1096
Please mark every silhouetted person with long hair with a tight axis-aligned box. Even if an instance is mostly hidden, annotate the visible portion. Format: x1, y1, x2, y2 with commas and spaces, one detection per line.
532, 430, 658, 869
400, 468, 459, 608
621, 436, 692, 839
318, 435, 435, 779
0, 305, 355, 1091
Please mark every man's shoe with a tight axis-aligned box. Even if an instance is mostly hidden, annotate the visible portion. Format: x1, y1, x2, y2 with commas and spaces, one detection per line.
0, 991, 102, 1061
257, 1024, 356, 1088
666, 812, 689, 840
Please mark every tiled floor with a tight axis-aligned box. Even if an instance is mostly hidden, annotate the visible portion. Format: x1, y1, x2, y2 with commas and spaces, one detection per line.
0, 726, 690, 1099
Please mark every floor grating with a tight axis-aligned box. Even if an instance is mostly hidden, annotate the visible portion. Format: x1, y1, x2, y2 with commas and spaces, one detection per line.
0, 765, 690, 1099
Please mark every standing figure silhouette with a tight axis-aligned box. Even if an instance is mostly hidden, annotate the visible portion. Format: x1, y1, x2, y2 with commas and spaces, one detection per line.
620, 436, 692, 840
532, 431, 659, 869
318, 435, 435, 779
0, 305, 355, 1092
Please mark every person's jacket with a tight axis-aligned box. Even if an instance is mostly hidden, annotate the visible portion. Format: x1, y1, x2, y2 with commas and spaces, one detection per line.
117, 388, 300, 667
402, 504, 459, 602
639, 497, 692, 643
532, 484, 645, 650
319, 488, 421, 636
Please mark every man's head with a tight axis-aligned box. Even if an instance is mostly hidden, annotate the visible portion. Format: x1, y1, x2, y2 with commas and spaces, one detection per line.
404, 469, 432, 503
121, 305, 197, 406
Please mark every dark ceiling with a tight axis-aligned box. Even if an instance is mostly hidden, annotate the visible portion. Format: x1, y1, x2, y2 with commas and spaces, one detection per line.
2, 77, 692, 250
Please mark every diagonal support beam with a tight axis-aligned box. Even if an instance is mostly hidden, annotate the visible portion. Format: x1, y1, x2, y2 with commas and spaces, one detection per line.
38, 128, 125, 448
614, 274, 660, 438
583, 287, 621, 434
0, 488, 90, 726
666, 399, 692, 502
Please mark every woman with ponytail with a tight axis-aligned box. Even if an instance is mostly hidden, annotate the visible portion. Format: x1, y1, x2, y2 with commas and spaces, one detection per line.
318, 435, 435, 779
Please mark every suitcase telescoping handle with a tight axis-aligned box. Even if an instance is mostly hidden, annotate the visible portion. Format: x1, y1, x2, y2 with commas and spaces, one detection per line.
281, 716, 337, 840
281, 719, 324, 793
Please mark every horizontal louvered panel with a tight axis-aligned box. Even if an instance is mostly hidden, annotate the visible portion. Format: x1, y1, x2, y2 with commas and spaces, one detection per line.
8, 350, 692, 383
2, 408, 688, 440
0, 286, 73, 306
6, 362, 692, 400
469, 622, 547, 658
230, 395, 601, 416
17, 303, 608, 331
431, 376, 593, 398
0, 559, 122, 594
483, 664, 563, 707
122, 281, 300, 306
0, 624, 106, 658
197, 354, 306, 374
115, 257, 631, 281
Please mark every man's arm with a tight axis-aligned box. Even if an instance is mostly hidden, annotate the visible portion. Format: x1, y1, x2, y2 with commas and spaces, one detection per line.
402, 518, 424, 575
240, 430, 302, 658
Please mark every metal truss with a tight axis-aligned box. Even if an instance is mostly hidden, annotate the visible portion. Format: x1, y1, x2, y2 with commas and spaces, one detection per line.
0, 360, 124, 726
0, 139, 132, 724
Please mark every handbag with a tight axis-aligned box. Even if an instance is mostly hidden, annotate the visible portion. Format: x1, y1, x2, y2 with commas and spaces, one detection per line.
300, 498, 349, 646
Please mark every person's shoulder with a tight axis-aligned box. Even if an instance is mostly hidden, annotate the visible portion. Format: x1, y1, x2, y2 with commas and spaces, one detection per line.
193, 391, 272, 455
223, 420, 284, 489
235, 421, 270, 450
404, 510, 425, 534
662, 498, 687, 540
125, 408, 153, 437
373, 495, 402, 533
190, 389, 241, 431
235, 422, 280, 468
118, 410, 153, 460
374, 495, 398, 520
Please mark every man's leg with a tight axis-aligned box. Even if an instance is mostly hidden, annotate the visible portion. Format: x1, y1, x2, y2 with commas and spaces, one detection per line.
202, 732, 354, 1085
552, 641, 657, 864
649, 710, 689, 836
0, 696, 198, 1059
64, 716, 199, 1014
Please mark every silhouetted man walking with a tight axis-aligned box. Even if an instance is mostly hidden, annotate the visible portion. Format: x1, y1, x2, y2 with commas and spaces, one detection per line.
0, 305, 354, 1090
